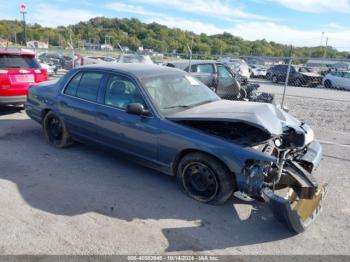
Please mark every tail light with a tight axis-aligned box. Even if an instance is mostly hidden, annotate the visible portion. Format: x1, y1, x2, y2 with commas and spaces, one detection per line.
34, 68, 48, 82
0, 70, 10, 89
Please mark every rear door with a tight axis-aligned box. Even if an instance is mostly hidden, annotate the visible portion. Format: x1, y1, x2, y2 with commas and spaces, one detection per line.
59, 71, 104, 138
187, 64, 215, 88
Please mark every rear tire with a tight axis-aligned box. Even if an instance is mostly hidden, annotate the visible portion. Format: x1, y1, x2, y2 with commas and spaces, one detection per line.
177, 152, 235, 205
43, 111, 73, 148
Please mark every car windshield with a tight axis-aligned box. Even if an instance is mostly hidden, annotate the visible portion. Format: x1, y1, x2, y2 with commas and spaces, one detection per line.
141, 73, 219, 115
0, 54, 40, 69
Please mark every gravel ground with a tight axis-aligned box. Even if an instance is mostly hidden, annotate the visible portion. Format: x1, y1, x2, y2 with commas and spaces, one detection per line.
0, 80, 349, 255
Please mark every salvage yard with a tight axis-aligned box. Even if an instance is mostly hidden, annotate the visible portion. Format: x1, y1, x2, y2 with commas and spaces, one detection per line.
0, 83, 349, 255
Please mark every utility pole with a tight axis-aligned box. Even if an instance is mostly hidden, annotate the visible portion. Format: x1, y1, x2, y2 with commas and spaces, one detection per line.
324, 37, 329, 58
320, 32, 325, 46
14, 31, 17, 46
281, 45, 293, 108
19, 3, 27, 46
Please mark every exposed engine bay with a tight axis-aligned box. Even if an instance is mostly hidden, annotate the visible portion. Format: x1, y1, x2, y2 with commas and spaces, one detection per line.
174, 118, 327, 233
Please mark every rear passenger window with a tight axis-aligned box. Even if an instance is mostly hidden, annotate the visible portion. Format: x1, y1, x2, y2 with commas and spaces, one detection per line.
64, 72, 82, 96
76, 72, 103, 102
197, 64, 214, 73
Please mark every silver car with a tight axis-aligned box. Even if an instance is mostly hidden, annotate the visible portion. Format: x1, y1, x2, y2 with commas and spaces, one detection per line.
323, 71, 350, 90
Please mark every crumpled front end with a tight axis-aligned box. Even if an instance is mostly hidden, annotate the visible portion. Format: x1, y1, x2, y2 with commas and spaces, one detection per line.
236, 125, 327, 233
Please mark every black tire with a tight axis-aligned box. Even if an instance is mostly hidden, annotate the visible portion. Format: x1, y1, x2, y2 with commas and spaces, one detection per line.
266, 73, 271, 80
43, 111, 73, 148
176, 152, 235, 205
272, 75, 278, 83
324, 79, 333, 89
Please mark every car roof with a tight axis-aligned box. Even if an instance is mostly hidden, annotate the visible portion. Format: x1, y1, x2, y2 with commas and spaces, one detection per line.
81, 63, 185, 78
0, 49, 35, 56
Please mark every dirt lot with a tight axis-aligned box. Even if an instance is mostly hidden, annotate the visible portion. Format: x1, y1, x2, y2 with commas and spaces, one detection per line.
0, 82, 349, 255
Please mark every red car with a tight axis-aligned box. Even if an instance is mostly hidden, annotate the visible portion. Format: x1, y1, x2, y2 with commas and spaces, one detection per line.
0, 50, 48, 105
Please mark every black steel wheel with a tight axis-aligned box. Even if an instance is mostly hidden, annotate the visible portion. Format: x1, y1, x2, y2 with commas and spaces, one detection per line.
182, 162, 219, 202
177, 152, 235, 205
43, 111, 73, 148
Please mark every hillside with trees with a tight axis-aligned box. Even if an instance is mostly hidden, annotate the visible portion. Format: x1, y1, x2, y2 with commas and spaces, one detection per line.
0, 17, 349, 58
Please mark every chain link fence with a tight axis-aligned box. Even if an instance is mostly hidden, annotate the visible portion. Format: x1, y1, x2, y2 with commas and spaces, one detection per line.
3, 46, 349, 99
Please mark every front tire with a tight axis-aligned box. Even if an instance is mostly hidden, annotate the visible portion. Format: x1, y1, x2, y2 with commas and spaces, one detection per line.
43, 111, 73, 148
177, 152, 235, 205
324, 79, 333, 89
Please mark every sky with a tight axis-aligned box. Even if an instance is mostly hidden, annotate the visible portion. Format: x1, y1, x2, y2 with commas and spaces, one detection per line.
0, 0, 349, 50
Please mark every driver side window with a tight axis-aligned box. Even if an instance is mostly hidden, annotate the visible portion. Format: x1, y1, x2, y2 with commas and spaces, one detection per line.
217, 66, 233, 78
104, 74, 146, 110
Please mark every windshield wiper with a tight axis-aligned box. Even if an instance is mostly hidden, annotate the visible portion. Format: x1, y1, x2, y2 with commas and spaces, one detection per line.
162, 104, 192, 110
189, 100, 216, 107
162, 100, 216, 110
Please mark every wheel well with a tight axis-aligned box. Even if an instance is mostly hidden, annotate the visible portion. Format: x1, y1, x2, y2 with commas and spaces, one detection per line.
172, 149, 232, 177
41, 109, 51, 122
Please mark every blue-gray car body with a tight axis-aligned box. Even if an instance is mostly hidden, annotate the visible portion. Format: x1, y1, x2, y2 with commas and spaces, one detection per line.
25, 64, 325, 233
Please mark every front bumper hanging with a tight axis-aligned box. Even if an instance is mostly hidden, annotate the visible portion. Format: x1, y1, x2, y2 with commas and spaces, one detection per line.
262, 184, 327, 233
237, 140, 326, 233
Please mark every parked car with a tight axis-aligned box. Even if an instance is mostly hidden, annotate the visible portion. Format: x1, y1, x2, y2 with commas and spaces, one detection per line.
38, 52, 78, 70
166, 60, 273, 103
81, 56, 118, 65
166, 60, 242, 99
266, 64, 323, 87
323, 71, 350, 90
250, 64, 267, 78
40, 62, 56, 76
118, 54, 154, 64
26, 64, 326, 233
0, 49, 48, 105
217, 58, 251, 80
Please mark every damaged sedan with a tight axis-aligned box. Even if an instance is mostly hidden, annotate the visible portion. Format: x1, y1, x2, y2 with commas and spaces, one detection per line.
25, 64, 326, 233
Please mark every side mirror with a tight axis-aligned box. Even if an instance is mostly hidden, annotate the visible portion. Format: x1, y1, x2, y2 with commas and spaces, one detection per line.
126, 103, 150, 116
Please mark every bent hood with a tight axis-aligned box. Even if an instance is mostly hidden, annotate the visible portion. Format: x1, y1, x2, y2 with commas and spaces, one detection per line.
167, 100, 301, 135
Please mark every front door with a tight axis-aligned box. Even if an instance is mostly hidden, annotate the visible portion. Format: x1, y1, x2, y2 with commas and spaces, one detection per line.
95, 73, 159, 160
216, 65, 239, 99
